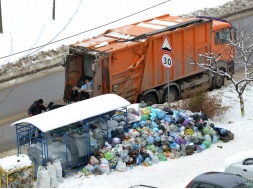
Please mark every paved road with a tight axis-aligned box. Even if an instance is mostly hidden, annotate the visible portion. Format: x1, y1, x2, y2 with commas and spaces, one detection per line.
0, 13, 253, 152
0, 68, 65, 151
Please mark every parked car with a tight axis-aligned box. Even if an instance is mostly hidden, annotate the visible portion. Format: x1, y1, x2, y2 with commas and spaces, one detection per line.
224, 150, 253, 181
185, 172, 253, 188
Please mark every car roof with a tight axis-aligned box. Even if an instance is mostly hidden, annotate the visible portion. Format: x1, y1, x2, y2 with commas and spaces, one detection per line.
192, 172, 245, 187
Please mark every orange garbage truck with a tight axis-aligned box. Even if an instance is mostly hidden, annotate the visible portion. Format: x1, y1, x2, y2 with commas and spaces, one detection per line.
63, 14, 235, 105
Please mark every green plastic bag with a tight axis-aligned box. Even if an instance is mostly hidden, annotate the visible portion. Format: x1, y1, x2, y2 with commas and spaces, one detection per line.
203, 127, 211, 135
146, 144, 156, 152
158, 153, 167, 161
202, 140, 211, 148
141, 114, 150, 121
82, 168, 89, 176
104, 152, 114, 160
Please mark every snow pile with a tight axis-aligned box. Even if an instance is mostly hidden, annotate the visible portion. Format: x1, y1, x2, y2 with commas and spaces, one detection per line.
0, 154, 32, 171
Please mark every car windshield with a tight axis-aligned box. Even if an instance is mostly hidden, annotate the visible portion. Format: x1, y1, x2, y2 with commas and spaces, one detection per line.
234, 180, 253, 188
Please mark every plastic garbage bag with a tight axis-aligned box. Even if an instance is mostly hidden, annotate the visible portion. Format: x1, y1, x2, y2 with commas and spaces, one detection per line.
144, 157, 152, 165
164, 115, 173, 124
37, 166, 50, 188
129, 129, 139, 137
115, 160, 127, 172
158, 153, 167, 161
47, 162, 59, 188
146, 136, 155, 145
90, 156, 100, 166
156, 146, 163, 153
99, 164, 110, 174
157, 111, 166, 120
139, 101, 147, 108
140, 108, 150, 115
186, 145, 195, 155
52, 159, 64, 183
104, 152, 114, 161
203, 126, 211, 135
81, 168, 90, 176
141, 114, 150, 121
204, 135, 211, 142
136, 154, 144, 165
128, 114, 141, 123
170, 124, 178, 132
138, 120, 146, 127
202, 140, 211, 148
112, 137, 121, 145
212, 135, 218, 144
180, 144, 187, 156
85, 164, 94, 173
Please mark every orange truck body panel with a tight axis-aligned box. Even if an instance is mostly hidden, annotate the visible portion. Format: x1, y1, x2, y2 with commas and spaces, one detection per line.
63, 14, 234, 103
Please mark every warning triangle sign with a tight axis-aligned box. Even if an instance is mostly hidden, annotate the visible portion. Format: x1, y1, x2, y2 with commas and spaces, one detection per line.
161, 37, 172, 52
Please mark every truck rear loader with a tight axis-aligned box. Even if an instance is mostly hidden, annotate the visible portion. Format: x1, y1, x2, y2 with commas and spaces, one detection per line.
63, 14, 235, 105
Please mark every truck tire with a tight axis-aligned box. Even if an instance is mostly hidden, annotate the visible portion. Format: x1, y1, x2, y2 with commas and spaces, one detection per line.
143, 94, 158, 106
213, 74, 224, 89
163, 87, 178, 103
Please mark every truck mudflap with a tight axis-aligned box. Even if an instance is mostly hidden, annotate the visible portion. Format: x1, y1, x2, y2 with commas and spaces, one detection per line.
63, 54, 83, 102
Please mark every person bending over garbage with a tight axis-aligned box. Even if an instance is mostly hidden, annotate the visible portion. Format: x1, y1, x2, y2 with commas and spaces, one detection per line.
28, 99, 46, 139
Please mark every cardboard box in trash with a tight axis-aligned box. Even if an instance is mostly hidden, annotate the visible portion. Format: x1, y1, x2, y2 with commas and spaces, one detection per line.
0, 154, 34, 188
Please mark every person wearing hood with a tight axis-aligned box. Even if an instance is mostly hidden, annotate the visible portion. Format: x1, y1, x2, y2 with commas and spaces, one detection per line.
28, 99, 46, 139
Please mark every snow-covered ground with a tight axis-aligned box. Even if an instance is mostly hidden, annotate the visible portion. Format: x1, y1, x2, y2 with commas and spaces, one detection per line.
54, 83, 253, 188
1, 0, 253, 188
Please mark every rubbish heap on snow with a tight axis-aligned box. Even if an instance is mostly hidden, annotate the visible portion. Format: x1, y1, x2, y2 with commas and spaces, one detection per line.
0, 154, 34, 188
80, 102, 235, 175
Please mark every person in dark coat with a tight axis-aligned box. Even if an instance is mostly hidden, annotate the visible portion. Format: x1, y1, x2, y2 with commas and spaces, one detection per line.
28, 99, 46, 116
28, 99, 46, 138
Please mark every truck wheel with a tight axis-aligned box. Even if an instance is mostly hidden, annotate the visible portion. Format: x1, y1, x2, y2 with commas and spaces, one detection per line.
143, 94, 158, 106
213, 74, 224, 89
163, 87, 178, 103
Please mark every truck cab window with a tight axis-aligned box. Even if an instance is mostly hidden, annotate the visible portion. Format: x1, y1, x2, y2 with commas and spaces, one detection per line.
214, 28, 231, 45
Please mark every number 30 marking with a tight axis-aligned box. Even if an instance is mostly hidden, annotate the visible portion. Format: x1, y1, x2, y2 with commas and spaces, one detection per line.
162, 54, 173, 69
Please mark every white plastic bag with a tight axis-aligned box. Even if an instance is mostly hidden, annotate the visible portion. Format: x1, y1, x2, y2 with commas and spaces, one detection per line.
115, 160, 127, 172
53, 159, 64, 183
47, 162, 59, 188
99, 163, 110, 174
36, 166, 50, 188
85, 164, 94, 173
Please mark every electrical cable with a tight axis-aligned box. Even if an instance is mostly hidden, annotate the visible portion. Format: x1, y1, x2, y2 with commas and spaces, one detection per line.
0, 0, 170, 60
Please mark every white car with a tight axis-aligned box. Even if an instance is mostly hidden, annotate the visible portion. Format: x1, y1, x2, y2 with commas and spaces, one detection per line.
224, 150, 253, 181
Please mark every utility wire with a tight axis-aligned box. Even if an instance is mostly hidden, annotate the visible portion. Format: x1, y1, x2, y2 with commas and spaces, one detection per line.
0, 0, 170, 60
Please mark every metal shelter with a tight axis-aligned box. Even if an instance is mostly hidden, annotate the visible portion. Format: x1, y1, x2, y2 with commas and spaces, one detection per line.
11, 94, 130, 174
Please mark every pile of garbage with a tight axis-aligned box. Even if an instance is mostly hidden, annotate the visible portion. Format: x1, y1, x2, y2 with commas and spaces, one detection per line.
82, 102, 235, 175
0, 154, 34, 188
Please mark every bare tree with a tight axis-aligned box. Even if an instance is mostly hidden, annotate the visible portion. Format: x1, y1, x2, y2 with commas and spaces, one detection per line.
0, 0, 3, 33
194, 23, 253, 117
52, 0, 55, 20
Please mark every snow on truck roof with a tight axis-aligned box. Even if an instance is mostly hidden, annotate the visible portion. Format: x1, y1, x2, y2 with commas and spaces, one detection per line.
11, 94, 130, 133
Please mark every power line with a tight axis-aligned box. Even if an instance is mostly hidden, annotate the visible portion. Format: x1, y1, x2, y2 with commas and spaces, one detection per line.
0, 0, 170, 60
